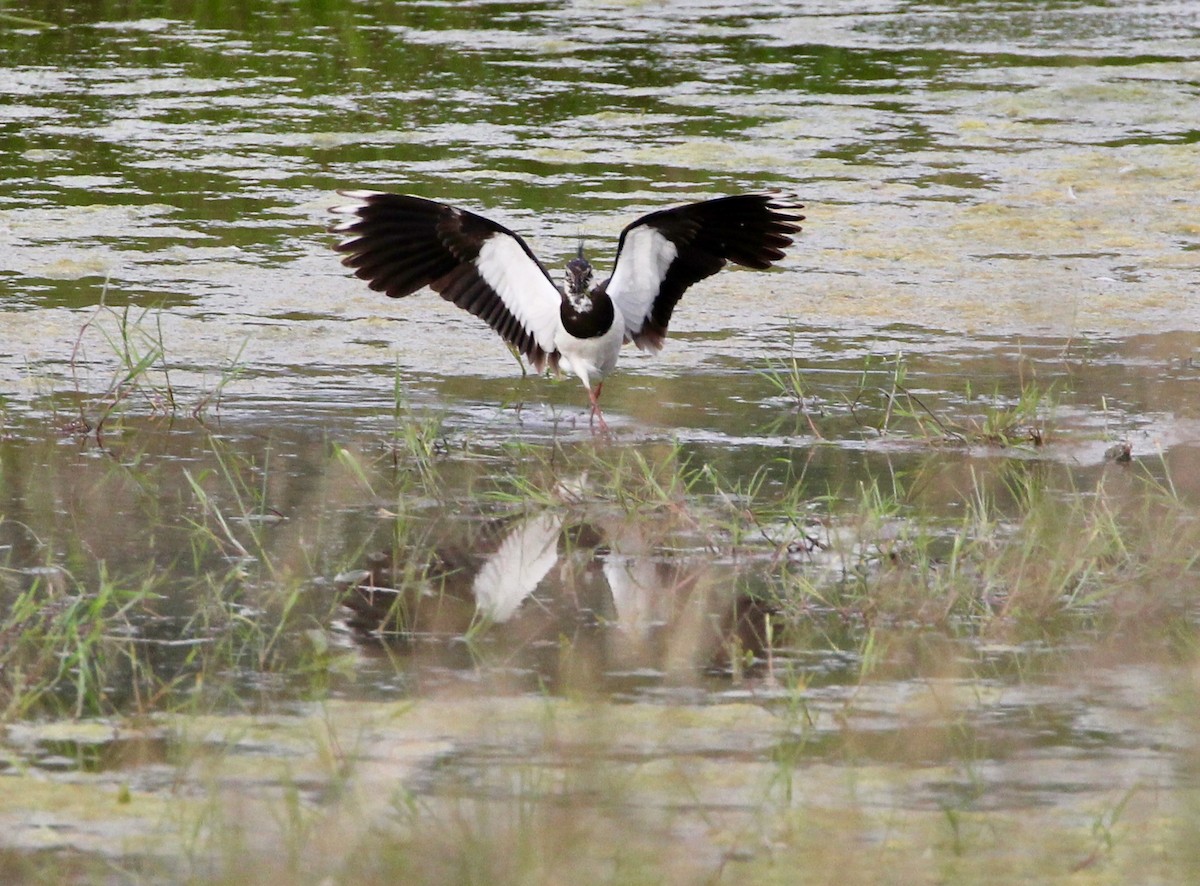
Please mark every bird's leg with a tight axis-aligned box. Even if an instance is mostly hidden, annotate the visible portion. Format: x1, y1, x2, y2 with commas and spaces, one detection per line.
587, 383, 609, 432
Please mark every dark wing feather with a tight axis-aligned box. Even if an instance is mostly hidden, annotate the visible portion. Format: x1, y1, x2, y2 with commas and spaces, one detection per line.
602, 193, 805, 350
331, 191, 563, 370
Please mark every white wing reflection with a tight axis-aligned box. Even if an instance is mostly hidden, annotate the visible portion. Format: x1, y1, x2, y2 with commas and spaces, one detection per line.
342, 504, 768, 683
471, 512, 563, 623
603, 554, 658, 631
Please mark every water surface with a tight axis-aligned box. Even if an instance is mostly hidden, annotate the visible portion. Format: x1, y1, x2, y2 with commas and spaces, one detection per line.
1, 0, 1198, 882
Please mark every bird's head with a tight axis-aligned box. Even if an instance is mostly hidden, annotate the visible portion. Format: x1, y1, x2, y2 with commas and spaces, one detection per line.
564, 253, 594, 304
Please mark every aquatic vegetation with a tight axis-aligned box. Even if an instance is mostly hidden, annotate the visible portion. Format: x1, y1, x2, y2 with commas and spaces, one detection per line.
1, 380, 1195, 723
0, 564, 157, 719
58, 292, 248, 439
2, 332, 1198, 883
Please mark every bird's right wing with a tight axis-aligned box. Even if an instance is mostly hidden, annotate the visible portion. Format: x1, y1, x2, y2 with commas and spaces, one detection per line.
331, 191, 563, 371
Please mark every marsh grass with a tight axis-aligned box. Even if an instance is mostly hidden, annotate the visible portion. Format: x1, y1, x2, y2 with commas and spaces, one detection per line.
62, 291, 247, 439
0, 434, 1196, 884
773, 460, 1200, 652
890, 366, 1053, 449
890, 374, 1055, 448
2, 365, 1195, 720
485, 438, 692, 507
387, 366, 451, 487
759, 328, 826, 438
0, 424, 357, 718
68, 290, 177, 433
799, 351, 1060, 449
4, 563, 200, 719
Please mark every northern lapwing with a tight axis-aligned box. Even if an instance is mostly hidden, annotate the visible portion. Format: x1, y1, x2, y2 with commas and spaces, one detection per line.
331, 191, 804, 430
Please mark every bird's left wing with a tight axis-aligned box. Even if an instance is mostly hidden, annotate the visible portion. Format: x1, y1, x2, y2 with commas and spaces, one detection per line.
602, 193, 804, 351
331, 191, 564, 371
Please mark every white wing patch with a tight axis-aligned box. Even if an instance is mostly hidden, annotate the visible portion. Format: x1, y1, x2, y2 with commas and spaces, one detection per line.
474, 235, 564, 356
604, 226, 678, 342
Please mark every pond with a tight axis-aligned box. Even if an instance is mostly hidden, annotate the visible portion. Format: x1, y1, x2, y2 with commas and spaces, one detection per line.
1, 0, 1199, 882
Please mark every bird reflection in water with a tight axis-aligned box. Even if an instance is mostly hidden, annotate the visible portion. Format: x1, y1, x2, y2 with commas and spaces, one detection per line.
337, 508, 775, 690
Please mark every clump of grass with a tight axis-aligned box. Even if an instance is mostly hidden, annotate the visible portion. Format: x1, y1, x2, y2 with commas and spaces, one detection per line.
759, 326, 825, 438
62, 284, 247, 438
486, 438, 706, 516
68, 286, 177, 434
873, 354, 1056, 447
388, 365, 451, 487
766, 349, 1058, 449
0, 422, 369, 721
768, 459, 1200, 646
0, 564, 163, 719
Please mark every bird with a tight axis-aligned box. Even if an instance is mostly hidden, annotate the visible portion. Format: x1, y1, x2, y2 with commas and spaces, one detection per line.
330, 190, 804, 430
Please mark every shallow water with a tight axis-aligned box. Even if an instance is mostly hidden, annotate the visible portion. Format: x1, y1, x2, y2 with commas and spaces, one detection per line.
1, 0, 1199, 881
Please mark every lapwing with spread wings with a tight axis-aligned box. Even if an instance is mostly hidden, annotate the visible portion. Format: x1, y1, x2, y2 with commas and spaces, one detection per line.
332, 191, 804, 430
